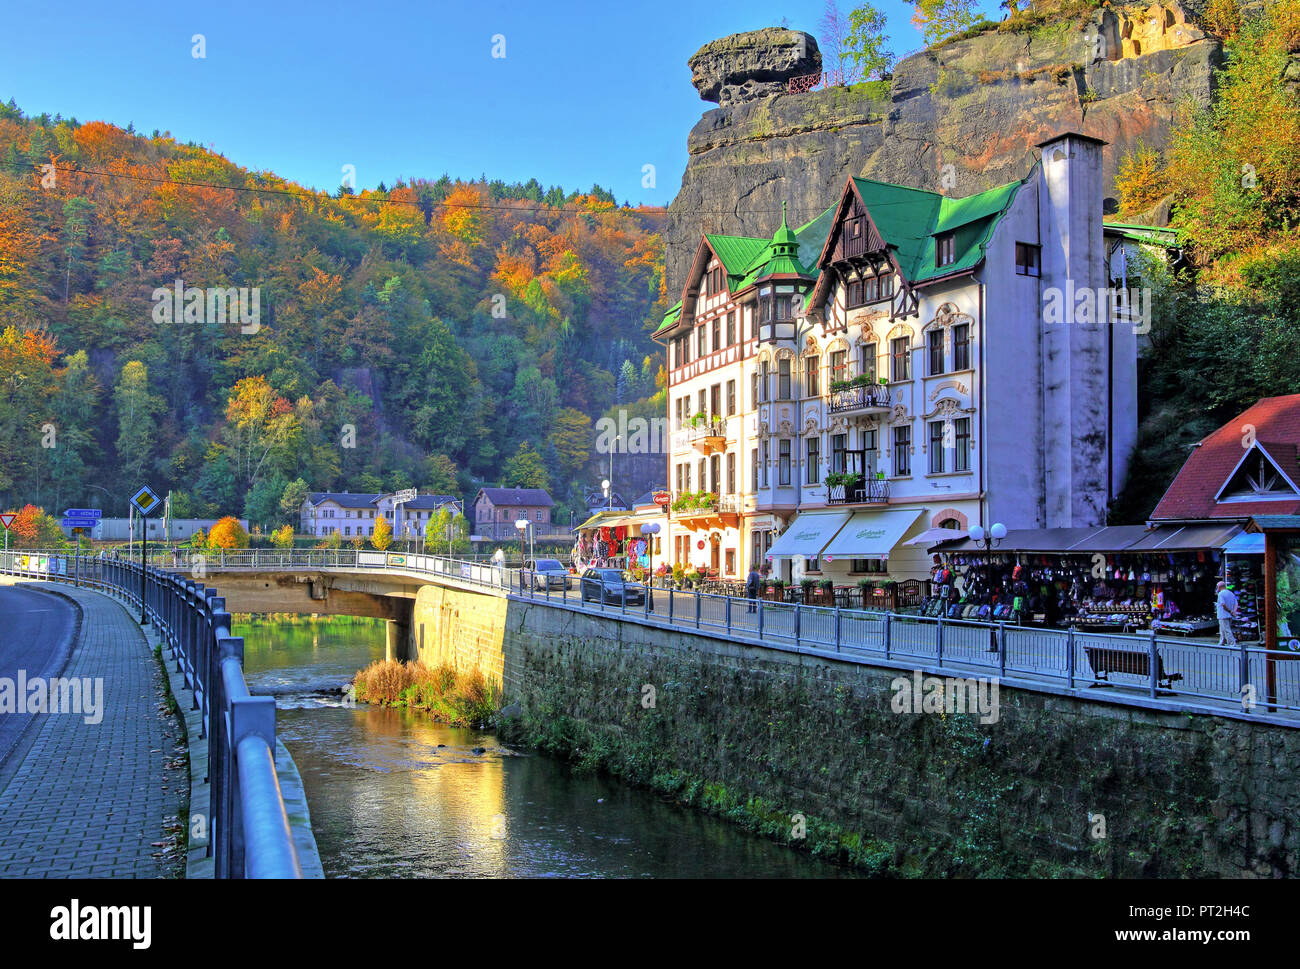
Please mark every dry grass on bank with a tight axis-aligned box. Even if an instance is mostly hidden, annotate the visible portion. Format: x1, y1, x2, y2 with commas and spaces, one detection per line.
352, 660, 498, 727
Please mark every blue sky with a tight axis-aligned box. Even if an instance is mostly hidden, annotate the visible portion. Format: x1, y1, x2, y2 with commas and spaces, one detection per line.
0, 0, 995, 206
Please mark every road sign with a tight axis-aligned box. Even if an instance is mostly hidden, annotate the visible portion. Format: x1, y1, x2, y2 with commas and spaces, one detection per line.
0, 513, 14, 529
62, 518, 98, 529
393, 488, 418, 503
64, 508, 102, 519
130, 486, 161, 517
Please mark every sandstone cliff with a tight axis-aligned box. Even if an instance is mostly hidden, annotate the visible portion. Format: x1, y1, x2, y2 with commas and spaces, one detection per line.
665, 7, 1222, 289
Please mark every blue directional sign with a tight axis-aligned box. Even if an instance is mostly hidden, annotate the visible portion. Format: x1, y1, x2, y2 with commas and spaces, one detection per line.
64, 508, 102, 519
62, 518, 98, 529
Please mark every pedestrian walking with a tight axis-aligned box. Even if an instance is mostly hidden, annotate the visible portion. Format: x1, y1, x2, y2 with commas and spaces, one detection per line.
745, 564, 761, 613
1215, 580, 1239, 646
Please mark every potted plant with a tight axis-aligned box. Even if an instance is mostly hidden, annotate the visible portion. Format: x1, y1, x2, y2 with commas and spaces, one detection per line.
818, 577, 835, 604
800, 577, 816, 603
857, 577, 874, 609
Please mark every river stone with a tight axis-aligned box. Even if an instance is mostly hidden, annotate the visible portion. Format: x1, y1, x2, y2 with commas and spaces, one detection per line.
688, 28, 821, 108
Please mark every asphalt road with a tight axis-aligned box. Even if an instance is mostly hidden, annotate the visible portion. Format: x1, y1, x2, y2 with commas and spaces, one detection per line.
0, 584, 77, 770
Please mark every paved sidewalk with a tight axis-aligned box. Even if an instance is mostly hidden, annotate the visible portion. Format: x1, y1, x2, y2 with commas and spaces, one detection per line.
0, 581, 187, 877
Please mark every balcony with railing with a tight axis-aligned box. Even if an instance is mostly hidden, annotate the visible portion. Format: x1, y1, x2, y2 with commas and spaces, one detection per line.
685, 415, 729, 454
828, 378, 891, 415
825, 475, 890, 505
671, 490, 742, 528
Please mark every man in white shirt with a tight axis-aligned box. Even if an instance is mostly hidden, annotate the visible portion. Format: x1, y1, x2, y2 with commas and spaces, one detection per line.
1215, 580, 1239, 646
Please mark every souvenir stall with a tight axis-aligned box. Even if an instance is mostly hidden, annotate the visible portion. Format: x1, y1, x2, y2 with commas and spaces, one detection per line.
572, 511, 626, 570
923, 525, 1245, 634
1219, 530, 1264, 643
571, 509, 665, 575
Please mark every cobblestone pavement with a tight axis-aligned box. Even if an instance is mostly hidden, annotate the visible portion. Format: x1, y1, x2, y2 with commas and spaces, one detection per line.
0, 581, 187, 877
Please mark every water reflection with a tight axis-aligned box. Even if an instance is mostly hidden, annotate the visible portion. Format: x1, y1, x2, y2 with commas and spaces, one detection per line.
238, 617, 854, 879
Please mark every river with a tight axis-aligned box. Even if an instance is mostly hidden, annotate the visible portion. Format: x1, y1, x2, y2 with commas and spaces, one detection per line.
236, 616, 854, 878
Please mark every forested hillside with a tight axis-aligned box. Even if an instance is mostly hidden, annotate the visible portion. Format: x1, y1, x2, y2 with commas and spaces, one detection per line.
0, 103, 668, 528
1109, 0, 1300, 519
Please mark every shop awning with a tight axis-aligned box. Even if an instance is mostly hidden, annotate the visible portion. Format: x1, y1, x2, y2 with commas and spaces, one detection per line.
1125, 523, 1243, 551
766, 511, 852, 559
904, 526, 967, 547
1222, 531, 1265, 555
822, 510, 923, 559
574, 511, 624, 532
1060, 525, 1154, 552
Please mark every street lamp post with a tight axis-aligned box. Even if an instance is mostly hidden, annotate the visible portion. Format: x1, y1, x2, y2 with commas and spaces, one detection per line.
968, 522, 1007, 650
602, 478, 611, 512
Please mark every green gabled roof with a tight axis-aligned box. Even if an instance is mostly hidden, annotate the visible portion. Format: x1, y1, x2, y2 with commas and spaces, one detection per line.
655, 299, 682, 334
850, 176, 1022, 283
1103, 221, 1180, 248
703, 234, 770, 278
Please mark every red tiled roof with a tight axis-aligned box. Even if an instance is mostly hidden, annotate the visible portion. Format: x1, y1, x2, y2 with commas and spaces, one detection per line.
1149, 395, 1300, 521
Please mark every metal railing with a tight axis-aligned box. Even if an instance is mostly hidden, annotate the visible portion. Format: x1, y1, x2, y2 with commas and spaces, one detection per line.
826, 478, 891, 505
512, 572, 1300, 722
828, 382, 891, 413
0, 549, 304, 878
11, 547, 1298, 725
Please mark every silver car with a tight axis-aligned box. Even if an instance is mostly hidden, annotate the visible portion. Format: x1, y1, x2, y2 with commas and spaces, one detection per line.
525, 558, 570, 590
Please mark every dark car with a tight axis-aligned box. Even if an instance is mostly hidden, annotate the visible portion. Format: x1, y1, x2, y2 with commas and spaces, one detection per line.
579, 568, 645, 605
524, 558, 570, 590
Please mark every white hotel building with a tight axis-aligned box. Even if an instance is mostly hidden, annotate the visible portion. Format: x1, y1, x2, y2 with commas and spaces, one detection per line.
653, 132, 1142, 584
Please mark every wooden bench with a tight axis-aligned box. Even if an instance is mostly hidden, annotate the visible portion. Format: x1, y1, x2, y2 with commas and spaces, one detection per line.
1083, 645, 1183, 690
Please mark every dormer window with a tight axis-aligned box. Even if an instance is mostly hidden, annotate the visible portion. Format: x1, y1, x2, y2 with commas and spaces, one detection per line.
1217, 446, 1300, 502
936, 233, 956, 268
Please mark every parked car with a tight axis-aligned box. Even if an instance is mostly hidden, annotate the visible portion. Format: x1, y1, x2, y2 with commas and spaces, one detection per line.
524, 558, 570, 590
579, 568, 645, 605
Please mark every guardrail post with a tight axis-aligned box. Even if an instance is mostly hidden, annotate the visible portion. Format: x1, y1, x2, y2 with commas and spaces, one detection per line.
794, 604, 801, 648
998, 623, 1007, 676
695, 589, 701, 629
212, 632, 243, 872
834, 606, 841, 653
883, 612, 891, 658
726, 596, 732, 634
1239, 640, 1250, 702
668, 588, 674, 623
1066, 628, 1075, 689
1148, 628, 1159, 698
757, 598, 764, 639
228, 694, 280, 878
936, 616, 944, 665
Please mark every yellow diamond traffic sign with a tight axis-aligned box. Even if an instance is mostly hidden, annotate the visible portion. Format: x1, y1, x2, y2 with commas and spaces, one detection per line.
130, 486, 161, 516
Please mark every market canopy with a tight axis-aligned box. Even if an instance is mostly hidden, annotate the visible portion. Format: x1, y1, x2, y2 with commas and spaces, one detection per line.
904, 526, 967, 547
1124, 523, 1243, 551
1223, 531, 1266, 555
823, 510, 923, 559
766, 511, 852, 559
930, 522, 1246, 554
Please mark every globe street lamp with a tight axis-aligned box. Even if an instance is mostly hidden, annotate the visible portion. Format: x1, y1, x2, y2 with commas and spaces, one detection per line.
602, 478, 611, 512
968, 522, 1007, 650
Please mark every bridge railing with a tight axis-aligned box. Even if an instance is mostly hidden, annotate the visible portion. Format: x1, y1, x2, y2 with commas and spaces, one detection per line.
0, 548, 303, 878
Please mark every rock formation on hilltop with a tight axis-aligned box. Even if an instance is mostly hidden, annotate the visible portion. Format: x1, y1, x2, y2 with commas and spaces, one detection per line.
664, 3, 1222, 289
